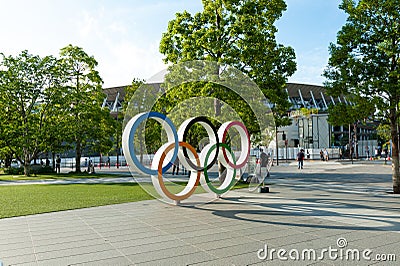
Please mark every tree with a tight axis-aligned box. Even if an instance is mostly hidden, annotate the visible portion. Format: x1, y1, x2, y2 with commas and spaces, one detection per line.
323, 0, 400, 193
123, 79, 165, 162
377, 124, 391, 143
327, 99, 375, 158
0, 51, 65, 176
60, 45, 115, 172
159, 0, 296, 132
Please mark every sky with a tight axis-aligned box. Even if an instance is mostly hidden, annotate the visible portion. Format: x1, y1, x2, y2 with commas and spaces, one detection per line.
0, 0, 348, 88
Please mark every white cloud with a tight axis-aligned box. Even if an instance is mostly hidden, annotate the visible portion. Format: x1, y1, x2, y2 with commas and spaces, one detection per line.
66, 5, 167, 87
98, 40, 166, 87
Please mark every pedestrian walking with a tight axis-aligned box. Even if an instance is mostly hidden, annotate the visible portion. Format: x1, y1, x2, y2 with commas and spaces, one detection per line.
56, 155, 61, 173
297, 149, 305, 169
320, 150, 324, 161
87, 158, 91, 172
324, 148, 329, 161
259, 149, 269, 178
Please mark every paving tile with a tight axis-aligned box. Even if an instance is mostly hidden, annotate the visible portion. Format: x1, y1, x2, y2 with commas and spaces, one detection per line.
173, 228, 228, 240
110, 234, 177, 248
1, 254, 37, 265
35, 243, 113, 261
6, 262, 39, 266
0, 240, 33, 252
193, 236, 255, 251
36, 250, 122, 266
127, 245, 203, 263
350, 232, 400, 249
118, 239, 187, 256
180, 231, 243, 245
30, 228, 94, 241
188, 258, 235, 266
0, 247, 34, 258
32, 233, 104, 248
207, 241, 263, 259
104, 230, 167, 243
136, 251, 217, 266
0, 235, 32, 246
245, 228, 306, 242
70, 256, 133, 266
33, 238, 108, 253
96, 227, 157, 238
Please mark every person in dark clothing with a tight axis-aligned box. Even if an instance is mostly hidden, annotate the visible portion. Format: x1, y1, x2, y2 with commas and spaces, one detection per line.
260, 149, 268, 167
172, 157, 179, 175
297, 149, 305, 169
259, 149, 270, 179
56, 155, 61, 173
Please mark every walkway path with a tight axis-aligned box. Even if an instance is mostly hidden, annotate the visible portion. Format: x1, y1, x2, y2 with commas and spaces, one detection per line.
0, 162, 399, 265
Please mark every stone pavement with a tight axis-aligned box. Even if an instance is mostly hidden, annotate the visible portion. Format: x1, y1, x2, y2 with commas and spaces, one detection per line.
0, 162, 399, 265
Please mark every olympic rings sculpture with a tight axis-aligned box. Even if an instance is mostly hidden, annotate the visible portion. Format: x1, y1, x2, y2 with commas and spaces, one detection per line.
122, 111, 250, 202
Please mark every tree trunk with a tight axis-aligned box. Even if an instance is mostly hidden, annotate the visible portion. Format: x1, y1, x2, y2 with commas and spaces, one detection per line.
354, 124, 358, 159
390, 109, 400, 193
75, 139, 82, 173
23, 163, 30, 176
23, 154, 31, 176
4, 154, 12, 168
52, 153, 56, 171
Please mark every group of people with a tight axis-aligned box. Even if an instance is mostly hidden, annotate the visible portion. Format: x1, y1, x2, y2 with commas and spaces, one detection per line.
40, 157, 51, 167
319, 148, 329, 161
171, 157, 188, 175
84, 158, 95, 173
39, 156, 61, 173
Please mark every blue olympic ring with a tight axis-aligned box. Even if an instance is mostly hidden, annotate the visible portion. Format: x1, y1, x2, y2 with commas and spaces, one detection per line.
123, 111, 178, 175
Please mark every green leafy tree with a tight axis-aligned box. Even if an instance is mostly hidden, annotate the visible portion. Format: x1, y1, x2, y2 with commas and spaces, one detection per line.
377, 124, 391, 143
60, 45, 115, 172
159, 0, 296, 133
323, 0, 400, 193
327, 100, 375, 127
327, 99, 375, 158
0, 51, 65, 175
123, 79, 164, 162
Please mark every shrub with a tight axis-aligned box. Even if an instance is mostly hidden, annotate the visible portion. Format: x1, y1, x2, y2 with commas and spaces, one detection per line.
4, 167, 24, 175
30, 165, 54, 175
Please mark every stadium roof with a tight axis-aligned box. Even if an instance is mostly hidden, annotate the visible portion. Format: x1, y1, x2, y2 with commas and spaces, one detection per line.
102, 82, 350, 113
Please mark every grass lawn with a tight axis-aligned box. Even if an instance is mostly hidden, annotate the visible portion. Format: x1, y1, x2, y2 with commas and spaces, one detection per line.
0, 183, 154, 219
0, 181, 254, 219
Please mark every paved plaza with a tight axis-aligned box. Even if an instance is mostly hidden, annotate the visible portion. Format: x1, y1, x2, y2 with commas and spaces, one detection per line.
0, 161, 399, 265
